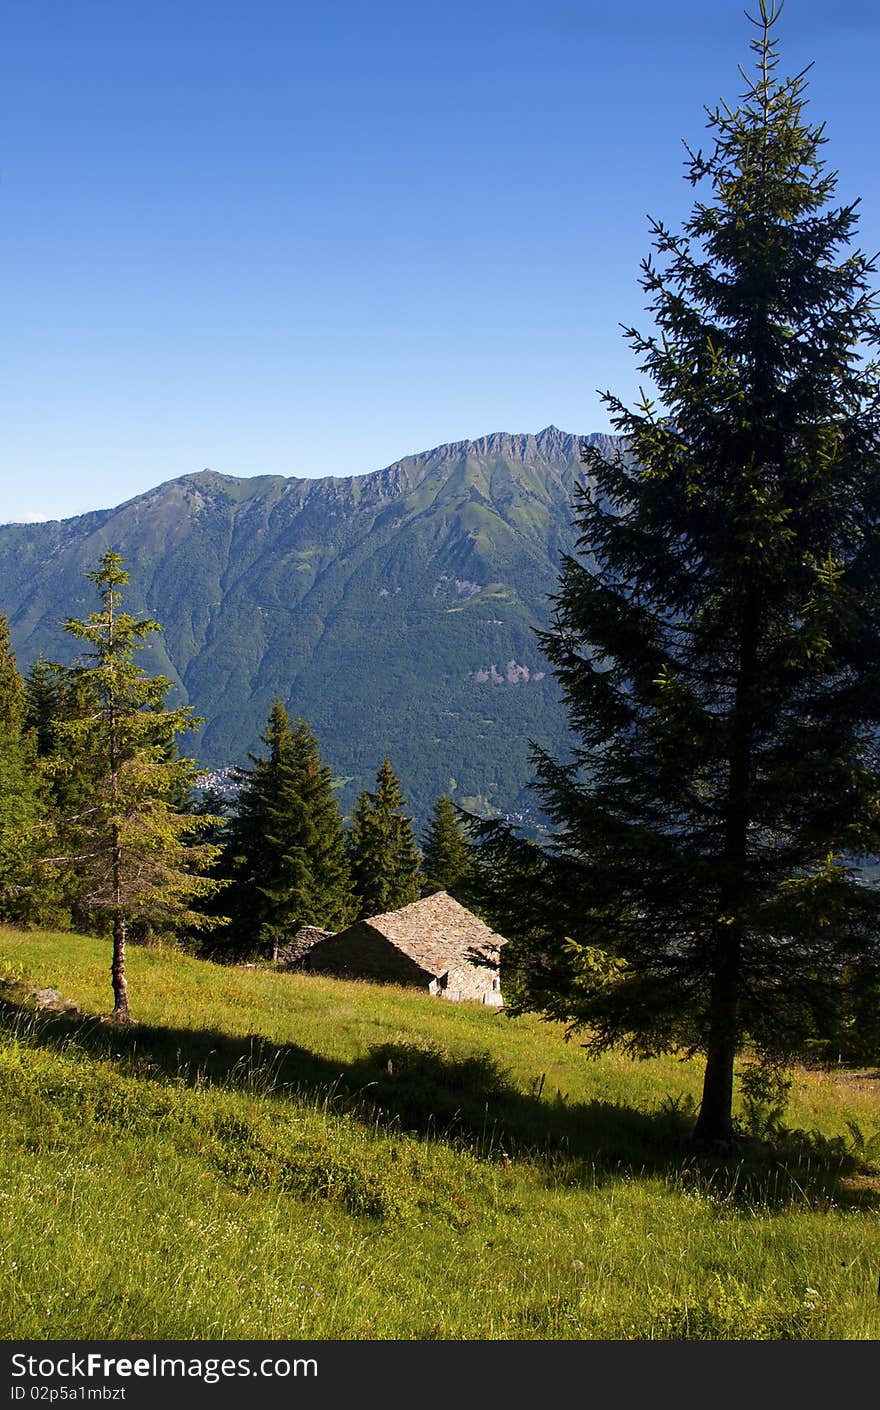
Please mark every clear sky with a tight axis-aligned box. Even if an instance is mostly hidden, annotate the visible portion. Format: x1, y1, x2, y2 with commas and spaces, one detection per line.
2, 0, 879, 522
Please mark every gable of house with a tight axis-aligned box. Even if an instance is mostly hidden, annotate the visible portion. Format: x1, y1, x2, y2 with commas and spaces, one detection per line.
302, 921, 434, 986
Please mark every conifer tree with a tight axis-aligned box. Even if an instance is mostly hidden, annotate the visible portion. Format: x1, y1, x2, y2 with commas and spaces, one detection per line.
0, 615, 24, 727
421, 795, 476, 901
219, 700, 355, 953
219, 699, 291, 951
52, 551, 224, 1020
0, 617, 54, 923
24, 656, 108, 929
285, 715, 356, 929
349, 758, 422, 918
24, 657, 62, 758
487, 5, 880, 1143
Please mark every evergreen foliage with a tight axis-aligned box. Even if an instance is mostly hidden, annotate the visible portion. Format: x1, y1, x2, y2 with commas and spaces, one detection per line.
482, 6, 880, 1142
349, 758, 422, 918
24, 658, 109, 930
421, 795, 476, 901
49, 551, 225, 1019
0, 618, 56, 924
24, 657, 63, 758
217, 701, 355, 955
0, 616, 24, 728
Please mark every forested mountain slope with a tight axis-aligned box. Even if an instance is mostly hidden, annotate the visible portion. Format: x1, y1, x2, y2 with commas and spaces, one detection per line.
0, 428, 613, 822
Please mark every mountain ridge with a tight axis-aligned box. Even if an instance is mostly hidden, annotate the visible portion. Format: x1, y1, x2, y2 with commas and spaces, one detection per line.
0, 428, 613, 823
4, 426, 593, 530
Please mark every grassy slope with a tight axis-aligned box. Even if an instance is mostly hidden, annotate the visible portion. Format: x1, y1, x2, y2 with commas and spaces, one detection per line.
1, 926, 878, 1341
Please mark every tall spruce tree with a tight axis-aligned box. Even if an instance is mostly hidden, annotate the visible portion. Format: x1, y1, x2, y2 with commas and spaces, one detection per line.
421, 795, 476, 901
487, 5, 880, 1143
349, 758, 422, 918
219, 701, 354, 954
53, 551, 224, 1019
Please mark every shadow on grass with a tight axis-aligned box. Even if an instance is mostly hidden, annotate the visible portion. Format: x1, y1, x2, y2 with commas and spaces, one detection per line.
2, 990, 876, 1213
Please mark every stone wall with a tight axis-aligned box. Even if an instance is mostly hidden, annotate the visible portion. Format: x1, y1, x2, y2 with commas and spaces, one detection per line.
429, 965, 503, 1006
303, 924, 432, 987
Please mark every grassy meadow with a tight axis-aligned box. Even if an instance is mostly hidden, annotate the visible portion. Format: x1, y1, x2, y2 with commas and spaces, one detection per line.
0, 924, 878, 1340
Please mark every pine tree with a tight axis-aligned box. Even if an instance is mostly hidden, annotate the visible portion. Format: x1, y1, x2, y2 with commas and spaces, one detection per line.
490, 5, 880, 1143
0, 617, 55, 924
0, 615, 24, 729
285, 715, 356, 930
52, 551, 224, 1020
421, 795, 476, 901
24, 657, 62, 758
24, 656, 106, 929
218, 701, 355, 954
349, 758, 422, 918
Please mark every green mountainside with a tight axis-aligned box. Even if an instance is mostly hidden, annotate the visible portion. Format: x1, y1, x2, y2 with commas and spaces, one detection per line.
0, 427, 613, 823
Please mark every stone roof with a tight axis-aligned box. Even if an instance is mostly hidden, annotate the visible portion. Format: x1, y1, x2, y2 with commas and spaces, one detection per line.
277, 925, 335, 967
358, 891, 505, 978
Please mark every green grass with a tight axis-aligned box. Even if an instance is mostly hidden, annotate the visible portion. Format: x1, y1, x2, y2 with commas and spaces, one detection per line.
1, 925, 878, 1340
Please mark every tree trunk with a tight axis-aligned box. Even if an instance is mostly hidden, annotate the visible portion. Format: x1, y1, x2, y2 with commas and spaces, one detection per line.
107, 593, 132, 1019
695, 1044, 737, 1143
694, 961, 740, 1144
109, 810, 131, 1021
110, 909, 130, 1020
693, 591, 758, 1144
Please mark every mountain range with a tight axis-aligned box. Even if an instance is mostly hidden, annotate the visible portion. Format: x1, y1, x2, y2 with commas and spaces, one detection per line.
0, 427, 612, 826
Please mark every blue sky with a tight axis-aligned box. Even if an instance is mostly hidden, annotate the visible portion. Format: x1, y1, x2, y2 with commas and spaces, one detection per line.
2, 0, 879, 522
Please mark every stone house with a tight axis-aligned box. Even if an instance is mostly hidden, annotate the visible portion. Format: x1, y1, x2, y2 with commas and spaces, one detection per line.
301, 891, 505, 1005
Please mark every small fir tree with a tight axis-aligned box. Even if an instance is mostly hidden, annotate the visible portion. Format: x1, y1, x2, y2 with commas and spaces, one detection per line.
421, 795, 476, 901
483, 5, 880, 1143
349, 758, 422, 918
52, 551, 224, 1019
